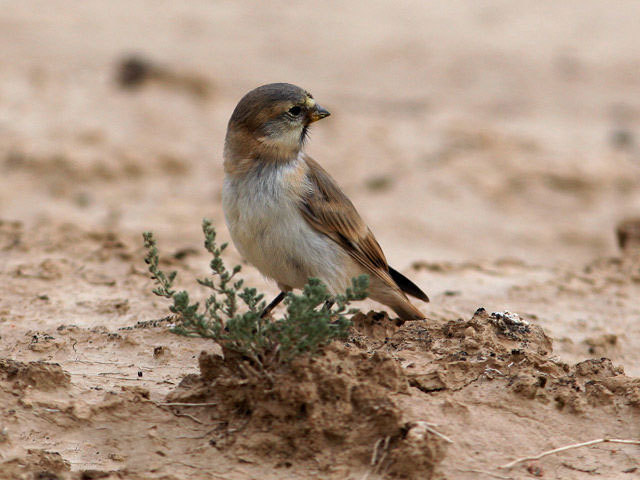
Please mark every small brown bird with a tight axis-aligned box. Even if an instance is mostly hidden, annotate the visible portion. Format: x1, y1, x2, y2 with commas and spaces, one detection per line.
222, 83, 428, 319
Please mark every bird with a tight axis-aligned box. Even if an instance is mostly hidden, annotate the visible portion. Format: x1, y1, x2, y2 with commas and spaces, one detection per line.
222, 83, 429, 320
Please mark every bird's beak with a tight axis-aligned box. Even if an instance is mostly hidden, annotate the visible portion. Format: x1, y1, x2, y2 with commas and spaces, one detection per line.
309, 104, 330, 123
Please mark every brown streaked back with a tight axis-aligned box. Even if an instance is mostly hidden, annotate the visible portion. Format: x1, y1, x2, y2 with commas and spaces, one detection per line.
298, 154, 402, 291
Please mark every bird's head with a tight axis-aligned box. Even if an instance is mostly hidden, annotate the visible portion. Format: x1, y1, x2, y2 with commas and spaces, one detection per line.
224, 83, 330, 167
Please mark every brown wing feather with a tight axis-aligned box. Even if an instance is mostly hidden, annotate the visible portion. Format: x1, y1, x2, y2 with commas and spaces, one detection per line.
298, 155, 398, 289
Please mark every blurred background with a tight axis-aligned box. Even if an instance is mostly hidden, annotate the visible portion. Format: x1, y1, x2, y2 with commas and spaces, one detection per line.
1, 0, 640, 270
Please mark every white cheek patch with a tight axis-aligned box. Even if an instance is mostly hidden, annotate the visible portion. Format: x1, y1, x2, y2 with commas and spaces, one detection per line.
277, 126, 304, 148
259, 124, 304, 150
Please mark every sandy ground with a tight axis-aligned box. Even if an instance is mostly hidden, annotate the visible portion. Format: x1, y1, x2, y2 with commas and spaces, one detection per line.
1, 1, 640, 479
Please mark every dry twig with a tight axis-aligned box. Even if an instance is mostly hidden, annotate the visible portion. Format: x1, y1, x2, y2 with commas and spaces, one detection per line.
361, 436, 391, 480
170, 411, 204, 424
501, 438, 640, 469
370, 437, 384, 466
154, 402, 206, 425
561, 462, 599, 474
423, 422, 454, 444
373, 436, 391, 474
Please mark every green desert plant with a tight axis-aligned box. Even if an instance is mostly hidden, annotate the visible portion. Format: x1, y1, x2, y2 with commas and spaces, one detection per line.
143, 219, 368, 369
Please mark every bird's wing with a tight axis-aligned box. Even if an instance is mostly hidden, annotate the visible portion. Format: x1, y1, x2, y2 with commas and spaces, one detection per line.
298, 155, 399, 289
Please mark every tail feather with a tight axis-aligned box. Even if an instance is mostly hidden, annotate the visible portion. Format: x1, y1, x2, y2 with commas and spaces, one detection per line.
389, 298, 426, 320
389, 266, 429, 302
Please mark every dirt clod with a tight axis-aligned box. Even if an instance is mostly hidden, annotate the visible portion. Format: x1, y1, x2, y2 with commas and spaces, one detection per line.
0, 359, 70, 391
616, 218, 640, 252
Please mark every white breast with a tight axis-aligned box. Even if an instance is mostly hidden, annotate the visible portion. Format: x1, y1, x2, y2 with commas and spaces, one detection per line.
222, 157, 360, 293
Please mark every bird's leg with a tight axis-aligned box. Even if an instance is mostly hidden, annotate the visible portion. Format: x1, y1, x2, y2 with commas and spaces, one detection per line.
260, 291, 286, 318
323, 299, 346, 326
322, 299, 335, 312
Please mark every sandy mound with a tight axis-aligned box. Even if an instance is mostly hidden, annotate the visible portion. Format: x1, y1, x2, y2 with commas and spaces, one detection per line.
156, 306, 640, 479
383, 308, 640, 412
166, 343, 447, 478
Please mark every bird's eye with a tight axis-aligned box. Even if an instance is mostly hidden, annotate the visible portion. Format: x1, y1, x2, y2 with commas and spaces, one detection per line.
288, 106, 302, 116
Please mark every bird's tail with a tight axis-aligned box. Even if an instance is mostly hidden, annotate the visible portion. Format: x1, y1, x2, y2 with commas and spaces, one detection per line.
388, 297, 426, 320
388, 266, 429, 302
368, 269, 428, 320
